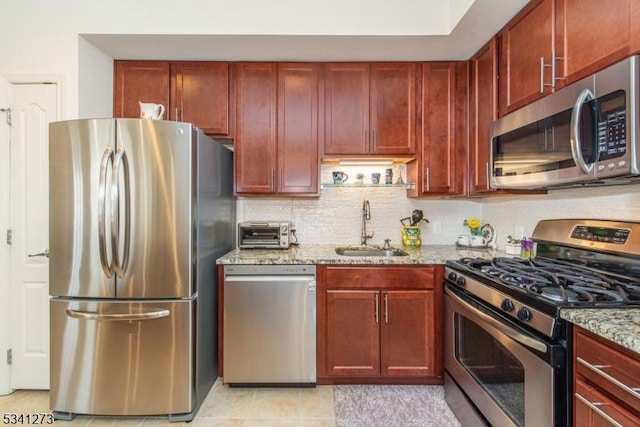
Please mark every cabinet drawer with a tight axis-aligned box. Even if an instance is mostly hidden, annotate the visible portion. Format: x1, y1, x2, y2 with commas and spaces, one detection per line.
323, 266, 437, 289
575, 378, 640, 426
575, 328, 640, 414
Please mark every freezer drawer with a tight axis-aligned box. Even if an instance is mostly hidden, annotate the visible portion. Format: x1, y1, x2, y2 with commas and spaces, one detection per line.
50, 298, 194, 417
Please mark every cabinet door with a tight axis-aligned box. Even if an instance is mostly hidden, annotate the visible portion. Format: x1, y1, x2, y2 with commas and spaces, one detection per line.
555, 0, 630, 85
173, 62, 230, 136
370, 63, 416, 155
417, 63, 456, 195
469, 40, 498, 195
499, 0, 554, 115
277, 63, 319, 195
326, 290, 380, 376
114, 61, 170, 119
323, 63, 369, 155
380, 290, 435, 377
234, 63, 277, 194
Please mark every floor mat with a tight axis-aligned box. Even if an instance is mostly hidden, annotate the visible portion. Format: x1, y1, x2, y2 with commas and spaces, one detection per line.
334, 385, 462, 427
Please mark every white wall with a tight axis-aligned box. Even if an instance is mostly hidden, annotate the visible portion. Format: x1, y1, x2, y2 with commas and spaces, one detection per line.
5, 0, 451, 36
78, 38, 115, 118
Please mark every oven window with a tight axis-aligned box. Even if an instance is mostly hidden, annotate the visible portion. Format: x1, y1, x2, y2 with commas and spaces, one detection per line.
455, 315, 525, 427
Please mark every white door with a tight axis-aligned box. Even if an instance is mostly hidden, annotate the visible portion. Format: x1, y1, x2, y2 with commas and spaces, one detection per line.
8, 83, 57, 389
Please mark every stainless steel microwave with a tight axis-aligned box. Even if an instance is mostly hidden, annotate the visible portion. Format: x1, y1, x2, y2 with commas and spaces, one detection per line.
490, 55, 640, 189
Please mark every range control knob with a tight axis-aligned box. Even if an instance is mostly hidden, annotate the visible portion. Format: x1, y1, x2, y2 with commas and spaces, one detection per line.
448, 272, 457, 281
517, 307, 532, 322
501, 299, 515, 312
456, 276, 466, 287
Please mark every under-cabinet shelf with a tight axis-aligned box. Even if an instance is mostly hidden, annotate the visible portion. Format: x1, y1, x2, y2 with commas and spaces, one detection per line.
321, 183, 415, 189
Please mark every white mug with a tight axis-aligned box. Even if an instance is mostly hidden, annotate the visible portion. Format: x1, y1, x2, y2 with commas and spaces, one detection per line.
139, 101, 165, 120
471, 235, 488, 247
457, 235, 471, 246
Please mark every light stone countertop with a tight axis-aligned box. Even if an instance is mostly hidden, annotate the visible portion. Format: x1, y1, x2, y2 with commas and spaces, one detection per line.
216, 244, 500, 265
561, 308, 640, 356
217, 245, 640, 356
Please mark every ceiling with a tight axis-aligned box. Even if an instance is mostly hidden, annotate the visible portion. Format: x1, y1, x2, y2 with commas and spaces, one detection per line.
82, 0, 529, 61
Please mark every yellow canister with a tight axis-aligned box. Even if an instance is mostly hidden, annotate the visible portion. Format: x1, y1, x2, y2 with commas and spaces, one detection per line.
401, 225, 421, 247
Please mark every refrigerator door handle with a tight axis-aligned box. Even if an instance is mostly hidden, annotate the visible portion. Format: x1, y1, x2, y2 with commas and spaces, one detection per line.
65, 308, 170, 321
98, 147, 114, 278
111, 146, 131, 278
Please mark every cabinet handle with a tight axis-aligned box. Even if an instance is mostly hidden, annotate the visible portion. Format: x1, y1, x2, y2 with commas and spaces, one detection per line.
374, 293, 379, 323
384, 293, 388, 324
373, 129, 376, 149
552, 49, 564, 86
540, 51, 563, 92
550, 49, 557, 88
577, 357, 640, 400
273, 169, 276, 192
424, 168, 430, 191
540, 57, 554, 93
365, 130, 368, 146
575, 393, 623, 427
175, 108, 181, 121
540, 57, 545, 93
485, 162, 490, 189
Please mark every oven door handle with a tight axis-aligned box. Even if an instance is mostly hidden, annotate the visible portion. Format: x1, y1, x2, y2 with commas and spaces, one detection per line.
447, 288, 548, 354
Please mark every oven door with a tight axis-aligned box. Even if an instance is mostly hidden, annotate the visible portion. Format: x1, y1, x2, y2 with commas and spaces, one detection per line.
444, 285, 567, 427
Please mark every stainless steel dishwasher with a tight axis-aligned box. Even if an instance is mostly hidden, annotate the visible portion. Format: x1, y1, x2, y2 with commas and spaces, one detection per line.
223, 265, 316, 386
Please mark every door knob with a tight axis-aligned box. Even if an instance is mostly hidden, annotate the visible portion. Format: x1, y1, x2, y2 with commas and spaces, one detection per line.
28, 249, 50, 258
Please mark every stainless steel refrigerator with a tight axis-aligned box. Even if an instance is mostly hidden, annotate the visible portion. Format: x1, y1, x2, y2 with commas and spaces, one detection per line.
48, 119, 235, 422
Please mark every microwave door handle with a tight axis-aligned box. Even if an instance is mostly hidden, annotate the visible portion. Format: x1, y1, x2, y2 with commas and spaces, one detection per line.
570, 88, 596, 174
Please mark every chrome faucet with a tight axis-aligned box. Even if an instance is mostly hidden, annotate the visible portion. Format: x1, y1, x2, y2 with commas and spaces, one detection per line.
361, 199, 374, 245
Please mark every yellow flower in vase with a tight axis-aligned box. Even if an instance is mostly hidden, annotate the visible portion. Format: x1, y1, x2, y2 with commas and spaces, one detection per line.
463, 218, 483, 236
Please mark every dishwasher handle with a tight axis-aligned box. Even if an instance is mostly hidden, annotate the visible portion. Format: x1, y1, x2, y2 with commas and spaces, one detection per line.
225, 275, 316, 283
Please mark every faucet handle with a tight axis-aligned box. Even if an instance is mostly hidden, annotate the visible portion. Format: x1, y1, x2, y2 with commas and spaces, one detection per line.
383, 238, 391, 249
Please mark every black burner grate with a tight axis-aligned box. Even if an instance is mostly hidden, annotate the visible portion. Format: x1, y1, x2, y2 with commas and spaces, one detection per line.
453, 256, 640, 307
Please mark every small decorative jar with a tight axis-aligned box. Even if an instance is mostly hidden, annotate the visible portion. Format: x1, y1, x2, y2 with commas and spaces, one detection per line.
401, 225, 421, 247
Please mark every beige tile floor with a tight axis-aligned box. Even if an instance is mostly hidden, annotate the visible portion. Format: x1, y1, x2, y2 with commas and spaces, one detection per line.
0, 379, 336, 426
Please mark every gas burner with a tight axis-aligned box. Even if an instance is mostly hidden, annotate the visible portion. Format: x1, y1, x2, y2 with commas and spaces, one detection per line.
571, 285, 626, 304
459, 257, 492, 269
539, 287, 580, 303
452, 253, 640, 308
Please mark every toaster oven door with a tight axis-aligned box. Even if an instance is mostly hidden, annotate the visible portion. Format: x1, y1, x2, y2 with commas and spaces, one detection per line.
238, 225, 282, 248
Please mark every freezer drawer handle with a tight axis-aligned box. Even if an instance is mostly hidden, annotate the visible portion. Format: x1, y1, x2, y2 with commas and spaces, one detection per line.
65, 308, 170, 321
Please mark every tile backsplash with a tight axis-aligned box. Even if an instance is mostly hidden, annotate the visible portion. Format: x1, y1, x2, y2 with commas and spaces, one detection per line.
238, 165, 640, 249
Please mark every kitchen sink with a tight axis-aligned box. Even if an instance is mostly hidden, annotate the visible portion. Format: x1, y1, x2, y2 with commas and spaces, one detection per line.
334, 247, 409, 257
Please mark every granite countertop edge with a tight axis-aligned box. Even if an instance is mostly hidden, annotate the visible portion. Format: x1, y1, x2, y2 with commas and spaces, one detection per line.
561, 308, 640, 355
215, 244, 500, 265
216, 244, 640, 356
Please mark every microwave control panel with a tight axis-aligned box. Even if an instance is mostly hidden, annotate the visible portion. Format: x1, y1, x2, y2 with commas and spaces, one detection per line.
597, 90, 626, 161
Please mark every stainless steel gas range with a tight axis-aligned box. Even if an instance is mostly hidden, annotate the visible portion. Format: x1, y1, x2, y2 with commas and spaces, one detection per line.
443, 219, 640, 427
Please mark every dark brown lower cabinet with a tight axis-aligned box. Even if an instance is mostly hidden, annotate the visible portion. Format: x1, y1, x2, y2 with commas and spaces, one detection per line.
317, 265, 443, 384
573, 327, 640, 426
